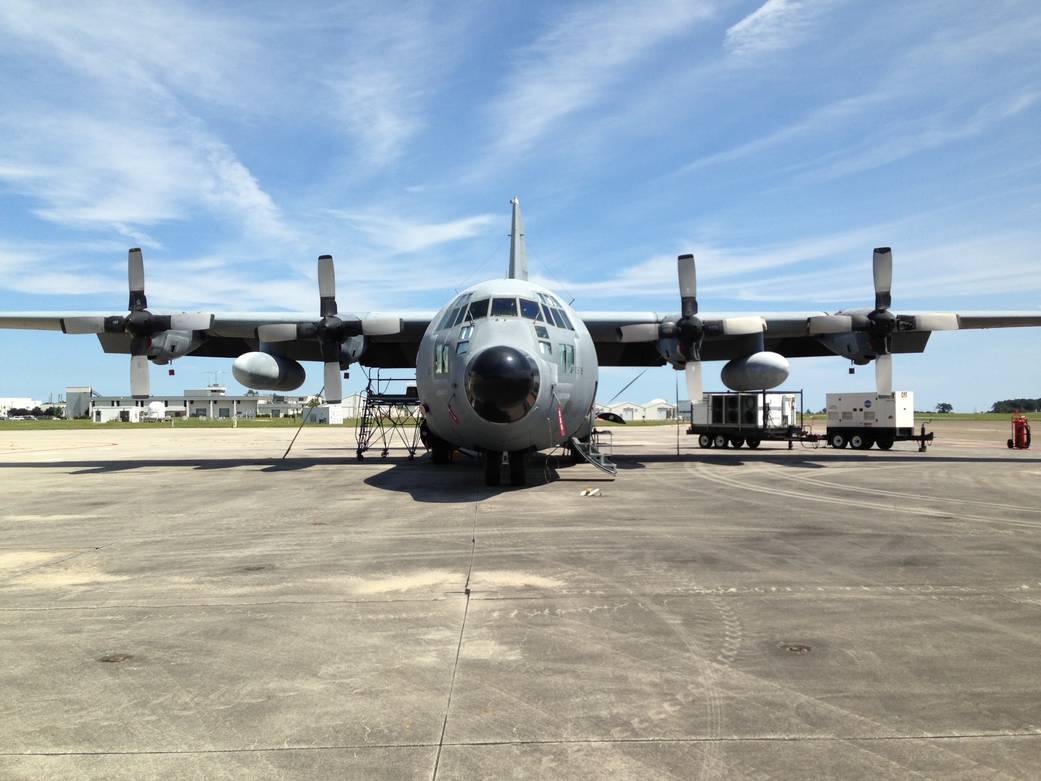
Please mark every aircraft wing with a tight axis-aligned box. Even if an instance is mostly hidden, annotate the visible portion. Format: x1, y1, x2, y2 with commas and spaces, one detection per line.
0, 310, 436, 368
577, 310, 1041, 366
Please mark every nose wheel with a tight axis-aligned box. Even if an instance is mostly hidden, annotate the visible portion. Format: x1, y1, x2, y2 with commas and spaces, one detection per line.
483, 450, 528, 487
483, 451, 502, 486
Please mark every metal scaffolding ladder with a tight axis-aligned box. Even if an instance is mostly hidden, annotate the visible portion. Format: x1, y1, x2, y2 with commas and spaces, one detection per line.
355, 370, 424, 460
569, 428, 617, 476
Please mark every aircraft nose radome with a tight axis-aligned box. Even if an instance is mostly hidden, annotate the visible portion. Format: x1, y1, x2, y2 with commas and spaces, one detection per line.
466, 345, 540, 423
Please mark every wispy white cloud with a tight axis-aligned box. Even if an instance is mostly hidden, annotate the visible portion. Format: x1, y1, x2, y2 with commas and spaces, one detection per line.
322, 5, 469, 168
725, 0, 840, 56
0, 2, 291, 242
813, 91, 1039, 180
487, 0, 714, 157
329, 212, 498, 254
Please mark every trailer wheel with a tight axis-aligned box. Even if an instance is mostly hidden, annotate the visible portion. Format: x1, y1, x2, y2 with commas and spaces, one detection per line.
850, 433, 874, 450
713, 434, 729, 448
745, 437, 761, 449
698, 434, 713, 448
830, 433, 847, 449
1007, 438, 1015, 449
876, 436, 894, 450
730, 437, 745, 449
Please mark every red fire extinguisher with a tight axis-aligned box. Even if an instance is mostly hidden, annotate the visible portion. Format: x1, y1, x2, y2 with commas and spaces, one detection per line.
1008, 414, 1032, 450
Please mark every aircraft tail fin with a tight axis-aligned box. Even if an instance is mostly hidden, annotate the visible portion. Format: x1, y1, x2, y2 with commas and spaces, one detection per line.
508, 197, 528, 280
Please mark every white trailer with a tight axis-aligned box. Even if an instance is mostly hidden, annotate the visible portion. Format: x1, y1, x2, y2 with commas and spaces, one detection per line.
825, 391, 930, 450
688, 391, 803, 449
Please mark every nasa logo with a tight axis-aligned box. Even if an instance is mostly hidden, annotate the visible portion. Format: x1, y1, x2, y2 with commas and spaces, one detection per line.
864, 400, 872, 408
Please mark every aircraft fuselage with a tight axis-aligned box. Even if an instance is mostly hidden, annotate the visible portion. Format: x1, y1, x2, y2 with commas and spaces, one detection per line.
416, 278, 598, 454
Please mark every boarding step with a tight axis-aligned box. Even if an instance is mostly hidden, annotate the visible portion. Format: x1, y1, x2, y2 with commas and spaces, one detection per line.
569, 433, 617, 477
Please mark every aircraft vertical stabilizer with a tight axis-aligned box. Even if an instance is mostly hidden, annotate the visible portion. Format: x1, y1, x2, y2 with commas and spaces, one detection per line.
508, 197, 528, 280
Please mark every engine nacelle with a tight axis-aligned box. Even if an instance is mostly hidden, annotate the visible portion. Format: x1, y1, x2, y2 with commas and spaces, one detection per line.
721, 351, 790, 391
147, 330, 200, 364
232, 352, 306, 391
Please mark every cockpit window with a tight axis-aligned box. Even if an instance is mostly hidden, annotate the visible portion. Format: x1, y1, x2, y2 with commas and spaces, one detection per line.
519, 298, 541, 319
451, 304, 469, 327
466, 298, 489, 319
438, 294, 469, 330
547, 307, 566, 329
491, 297, 518, 317
438, 307, 460, 330
557, 309, 575, 330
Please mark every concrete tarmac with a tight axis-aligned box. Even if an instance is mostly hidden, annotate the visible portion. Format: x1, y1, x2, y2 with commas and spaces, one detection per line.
1, 422, 1040, 779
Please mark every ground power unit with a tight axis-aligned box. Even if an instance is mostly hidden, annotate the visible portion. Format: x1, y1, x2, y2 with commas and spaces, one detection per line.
825, 391, 924, 450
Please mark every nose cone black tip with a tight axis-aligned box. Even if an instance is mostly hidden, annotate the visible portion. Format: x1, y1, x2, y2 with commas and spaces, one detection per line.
466, 346, 540, 423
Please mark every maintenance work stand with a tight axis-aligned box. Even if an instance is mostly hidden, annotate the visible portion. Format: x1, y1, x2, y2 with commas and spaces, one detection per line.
355, 370, 424, 460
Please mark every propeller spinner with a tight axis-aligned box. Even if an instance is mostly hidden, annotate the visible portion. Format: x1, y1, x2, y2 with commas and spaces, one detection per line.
62, 249, 213, 397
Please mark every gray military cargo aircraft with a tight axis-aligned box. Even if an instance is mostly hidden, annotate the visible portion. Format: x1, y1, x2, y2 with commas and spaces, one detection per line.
3, 198, 1040, 485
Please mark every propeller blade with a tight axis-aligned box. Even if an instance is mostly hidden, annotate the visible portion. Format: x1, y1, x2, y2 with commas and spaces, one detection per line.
807, 314, 853, 335
324, 361, 343, 403
318, 255, 337, 317
130, 354, 150, 398
361, 316, 402, 336
128, 248, 147, 311
61, 316, 106, 334
720, 316, 766, 336
685, 361, 703, 404
257, 323, 300, 342
170, 312, 214, 331
678, 254, 697, 318
617, 323, 660, 343
911, 313, 959, 331
875, 353, 893, 396
873, 247, 892, 311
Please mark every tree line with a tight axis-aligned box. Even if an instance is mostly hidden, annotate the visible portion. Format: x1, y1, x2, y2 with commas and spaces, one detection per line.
990, 399, 1041, 413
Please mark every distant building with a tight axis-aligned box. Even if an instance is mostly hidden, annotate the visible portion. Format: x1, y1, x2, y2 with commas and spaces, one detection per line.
65, 387, 96, 419
307, 394, 365, 425
599, 398, 677, 422
0, 397, 44, 418
88, 384, 260, 422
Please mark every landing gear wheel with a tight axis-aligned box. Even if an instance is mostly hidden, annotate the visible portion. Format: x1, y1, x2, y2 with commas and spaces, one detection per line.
698, 434, 712, 448
483, 451, 502, 487
745, 437, 761, 449
830, 433, 847, 449
730, 437, 745, 449
876, 436, 894, 451
713, 434, 728, 448
851, 433, 873, 450
509, 451, 527, 487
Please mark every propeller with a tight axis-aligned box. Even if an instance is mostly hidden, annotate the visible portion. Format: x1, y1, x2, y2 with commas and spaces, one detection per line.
257, 255, 401, 403
62, 248, 213, 398
616, 254, 766, 403
674, 254, 705, 404
866, 247, 897, 396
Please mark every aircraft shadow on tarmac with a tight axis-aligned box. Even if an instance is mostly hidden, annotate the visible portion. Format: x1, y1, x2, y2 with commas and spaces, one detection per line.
1, 451, 1037, 499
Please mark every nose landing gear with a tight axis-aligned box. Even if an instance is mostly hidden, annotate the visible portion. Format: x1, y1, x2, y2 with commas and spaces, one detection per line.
482, 450, 528, 487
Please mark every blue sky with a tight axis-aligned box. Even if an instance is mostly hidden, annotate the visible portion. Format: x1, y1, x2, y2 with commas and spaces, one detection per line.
0, 0, 1039, 411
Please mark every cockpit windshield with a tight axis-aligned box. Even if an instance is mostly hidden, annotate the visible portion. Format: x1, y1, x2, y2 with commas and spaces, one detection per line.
439, 292, 574, 331
491, 297, 518, 317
